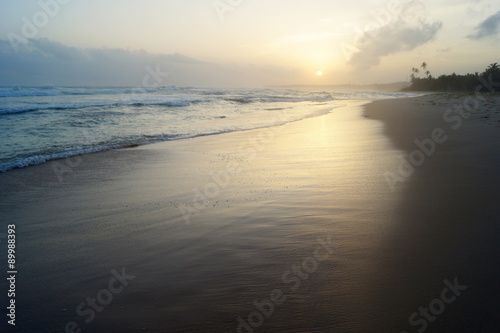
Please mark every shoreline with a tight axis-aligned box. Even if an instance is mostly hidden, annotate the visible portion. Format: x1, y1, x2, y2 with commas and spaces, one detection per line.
0, 102, 340, 174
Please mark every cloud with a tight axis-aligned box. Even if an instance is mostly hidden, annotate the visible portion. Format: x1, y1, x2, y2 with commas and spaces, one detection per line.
0, 39, 299, 87
348, 20, 442, 69
467, 11, 500, 40
346, 1, 442, 70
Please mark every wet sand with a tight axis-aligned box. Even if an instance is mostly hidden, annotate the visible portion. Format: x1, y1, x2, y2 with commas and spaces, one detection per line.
1, 96, 500, 332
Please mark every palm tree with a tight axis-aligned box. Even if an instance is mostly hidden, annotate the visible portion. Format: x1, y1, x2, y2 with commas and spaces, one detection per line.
486, 63, 499, 71
421, 62, 427, 71
483, 63, 499, 77
482, 63, 500, 91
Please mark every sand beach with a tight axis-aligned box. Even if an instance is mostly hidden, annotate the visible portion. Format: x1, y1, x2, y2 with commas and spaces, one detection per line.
1, 94, 500, 332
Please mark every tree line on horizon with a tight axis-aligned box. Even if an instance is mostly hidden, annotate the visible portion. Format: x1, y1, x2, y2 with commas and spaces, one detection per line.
404, 62, 500, 92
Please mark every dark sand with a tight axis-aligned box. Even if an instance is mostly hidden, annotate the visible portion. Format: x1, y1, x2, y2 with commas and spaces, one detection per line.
1, 96, 500, 332
363, 93, 500, 332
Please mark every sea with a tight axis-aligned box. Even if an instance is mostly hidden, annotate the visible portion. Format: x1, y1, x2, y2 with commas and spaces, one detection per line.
0, 85, 416, 172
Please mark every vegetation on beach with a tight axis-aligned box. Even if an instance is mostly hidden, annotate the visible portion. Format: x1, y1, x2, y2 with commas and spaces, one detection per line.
405, 62, 500, 92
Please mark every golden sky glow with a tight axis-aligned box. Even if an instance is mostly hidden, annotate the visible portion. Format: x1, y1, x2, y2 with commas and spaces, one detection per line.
1, 0, 500, 86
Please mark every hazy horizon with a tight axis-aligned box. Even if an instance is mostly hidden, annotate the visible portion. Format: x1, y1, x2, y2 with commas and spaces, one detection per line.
1, 0, 500, 87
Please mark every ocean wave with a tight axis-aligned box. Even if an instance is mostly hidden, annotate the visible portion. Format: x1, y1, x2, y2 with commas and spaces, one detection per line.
0, 86, 176, 98
224, 95, 336, 104
0, 98, 192, 115
0, 147, 112, 173
226, 97, 253, 104
0, 105, 339, 173
0, 90, 61, 98
0, 87, 418, 174
131, 100, 190, 107
0, 134, 180, 173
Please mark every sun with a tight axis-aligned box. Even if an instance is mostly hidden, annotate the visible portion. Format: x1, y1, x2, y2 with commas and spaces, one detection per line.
317, 71, 322, 76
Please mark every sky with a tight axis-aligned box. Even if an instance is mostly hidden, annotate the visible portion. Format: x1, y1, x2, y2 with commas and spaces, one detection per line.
0, 0, 500, 87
